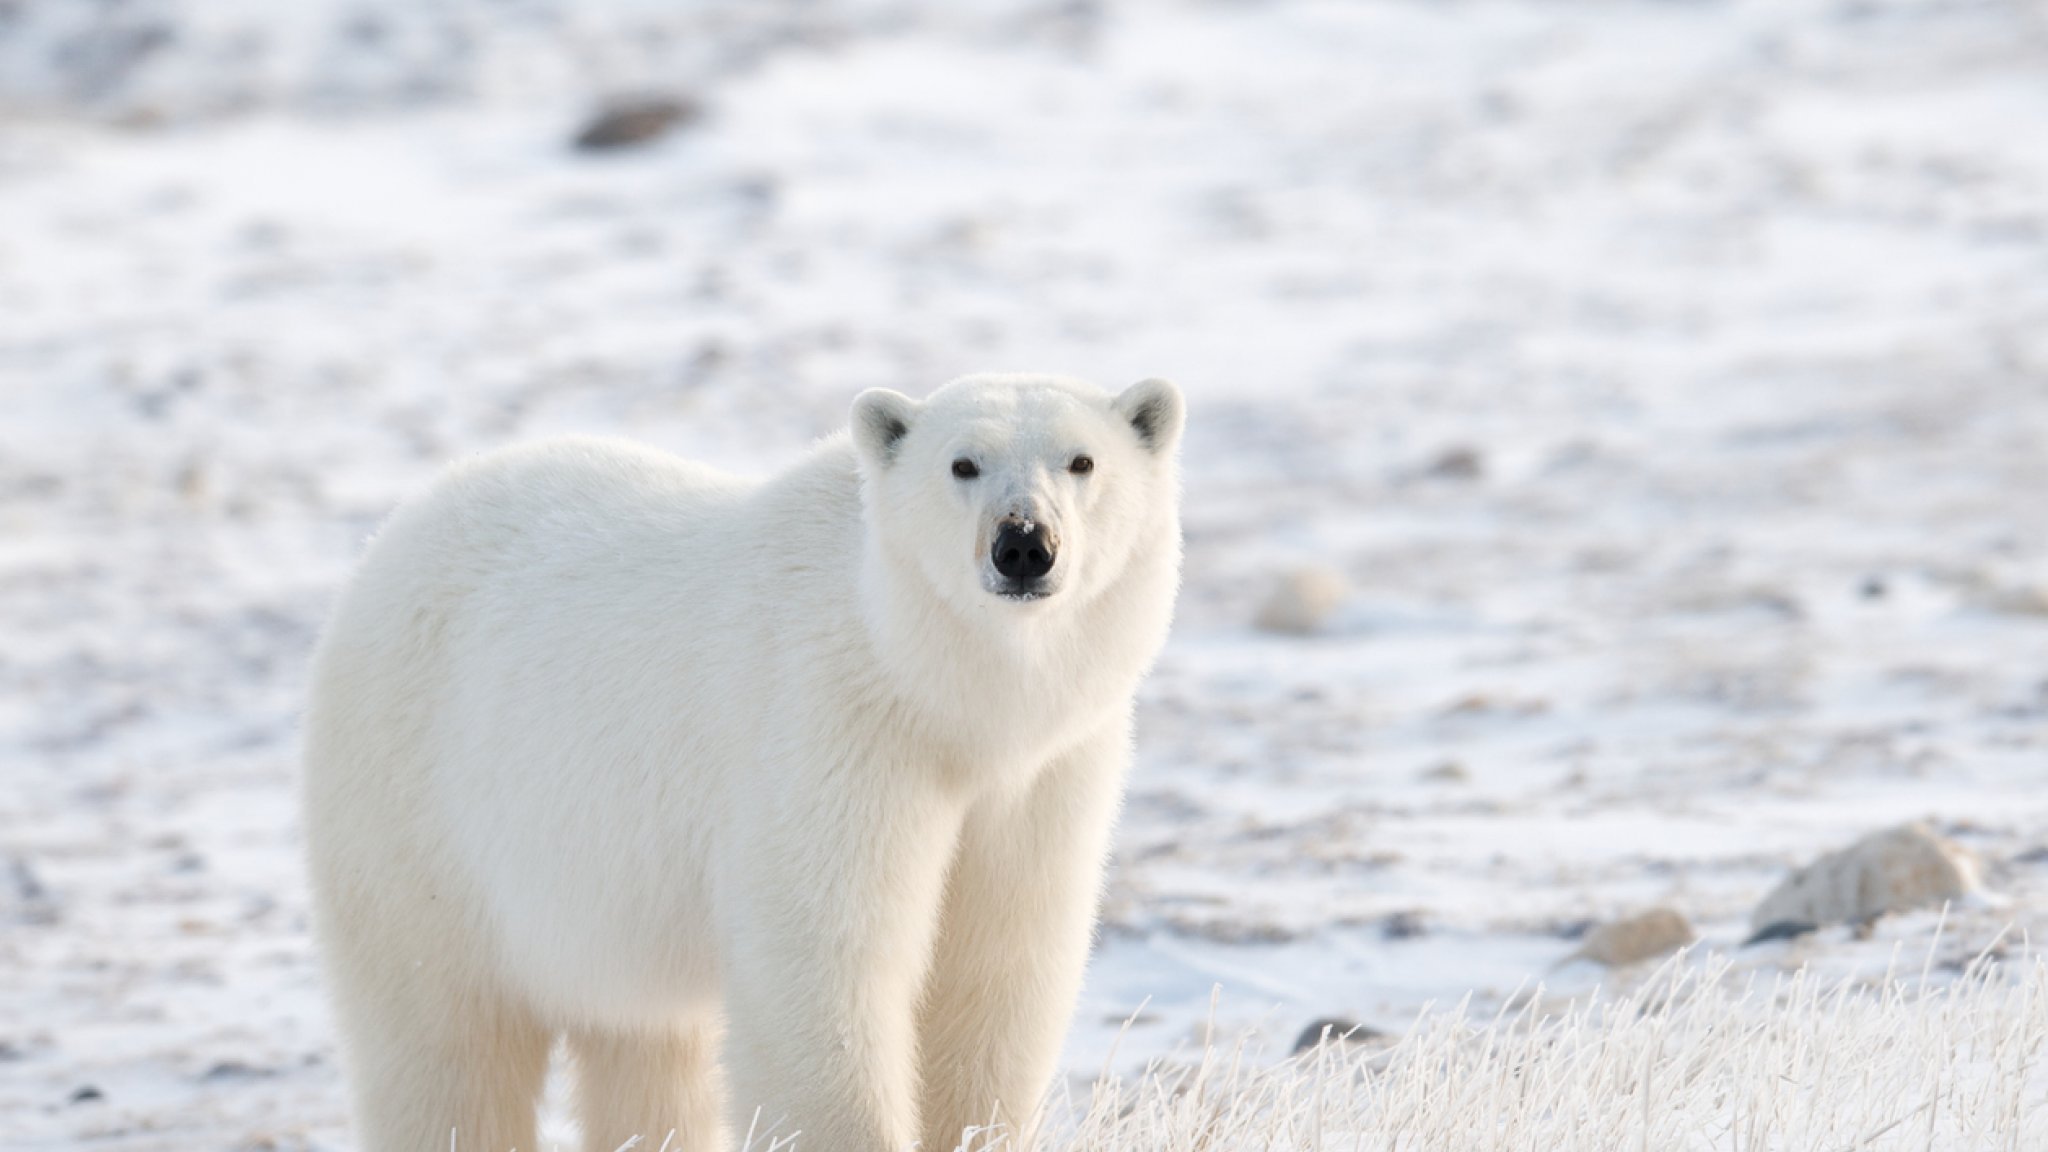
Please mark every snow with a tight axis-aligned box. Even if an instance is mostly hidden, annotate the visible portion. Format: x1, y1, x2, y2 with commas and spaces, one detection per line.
4, 0, 2048, 1146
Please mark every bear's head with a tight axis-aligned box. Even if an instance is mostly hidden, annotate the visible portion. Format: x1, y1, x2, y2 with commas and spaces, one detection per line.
850, 374, 1183, 624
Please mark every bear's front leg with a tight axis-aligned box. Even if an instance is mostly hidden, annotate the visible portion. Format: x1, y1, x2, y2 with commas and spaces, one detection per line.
722, 745, 965, 1152
916, 718, 1132, 1152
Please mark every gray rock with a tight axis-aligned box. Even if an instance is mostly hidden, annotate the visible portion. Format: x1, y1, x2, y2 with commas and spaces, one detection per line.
573, 95, 702, 151
1420, 445, 1484, 481
1751, 823, 1979, 932
1420, 760, 1470, 784
1381, 910, 1428, 940
1741, 919, 1817, 947
1292, 1017, 1381, 1054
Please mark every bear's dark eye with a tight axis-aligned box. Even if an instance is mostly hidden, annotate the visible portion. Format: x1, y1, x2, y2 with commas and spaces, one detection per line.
951, 458, 979, 480
1070, 455, 1094, 475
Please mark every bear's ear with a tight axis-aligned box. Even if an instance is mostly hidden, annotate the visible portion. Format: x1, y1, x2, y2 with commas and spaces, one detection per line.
850, 388, 919, 468
1113, 378, 1185, 454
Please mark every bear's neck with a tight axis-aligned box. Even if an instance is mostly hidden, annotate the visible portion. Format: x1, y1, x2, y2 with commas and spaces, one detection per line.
855, 539, 1173, 789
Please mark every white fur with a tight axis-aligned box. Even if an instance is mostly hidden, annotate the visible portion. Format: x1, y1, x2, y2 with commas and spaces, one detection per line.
301, 374, 1185, 1152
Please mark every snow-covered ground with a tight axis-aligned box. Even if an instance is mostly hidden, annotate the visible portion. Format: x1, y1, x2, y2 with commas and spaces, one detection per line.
4, 0, 2048, 1146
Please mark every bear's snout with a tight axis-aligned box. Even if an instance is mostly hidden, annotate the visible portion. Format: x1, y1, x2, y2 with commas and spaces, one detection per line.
992, 518, 1057, 584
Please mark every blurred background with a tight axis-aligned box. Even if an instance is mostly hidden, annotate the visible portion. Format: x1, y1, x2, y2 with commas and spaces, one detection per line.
4, 0, 2048, 1146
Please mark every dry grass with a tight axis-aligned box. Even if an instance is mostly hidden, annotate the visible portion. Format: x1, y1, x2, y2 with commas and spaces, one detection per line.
1034, 947, 2046, 1152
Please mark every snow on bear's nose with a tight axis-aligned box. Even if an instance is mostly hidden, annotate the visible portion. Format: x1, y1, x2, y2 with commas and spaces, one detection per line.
991, 518, 1057, 582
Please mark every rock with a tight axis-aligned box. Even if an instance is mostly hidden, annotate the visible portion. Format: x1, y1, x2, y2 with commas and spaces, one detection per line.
1741, 919, 1817, 947
1253, 565, 1347, 635
573, 95, 702, 151
1960, 567, 2048, 616
1439, 693, 1548, 719
1420, 445, 1485, 481
1380, 910, 1428, 939
1988, 584, 2048, 615
1568, 907, 1696, 967
1751, 823, 1980, 932
201, 1060, 278, 1082
1420, 760, 1470, 783
1291, 1017, 1382, 1054
5, 856, 58, 926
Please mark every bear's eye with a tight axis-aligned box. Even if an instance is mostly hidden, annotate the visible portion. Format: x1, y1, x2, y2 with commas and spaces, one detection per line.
951, 458, 979, 480
1069, 455, 1094, 475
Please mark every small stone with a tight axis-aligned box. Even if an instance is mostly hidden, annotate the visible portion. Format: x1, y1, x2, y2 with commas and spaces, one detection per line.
1420, 760, 1470, 783
1380, 910, 1428, 939
1439, 693, 1548, 719
1751, 823, 1980, 932
6, 856, 57, 925
1971, 573, 2048, 616
1291, 1017, 1381, 1054
1568, 907, 1696, 967
176, 459, 210, 505
201, 1060, 277, 1082
1741, 919, 1817, 947
1253, 565, 1348, 635
1421, 445, 1485, 480
70, 1085, 104, 1104
573, 95, 702, 151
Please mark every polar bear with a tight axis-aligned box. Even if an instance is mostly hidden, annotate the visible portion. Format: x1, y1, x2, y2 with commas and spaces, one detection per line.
301, 374, 1184, 1152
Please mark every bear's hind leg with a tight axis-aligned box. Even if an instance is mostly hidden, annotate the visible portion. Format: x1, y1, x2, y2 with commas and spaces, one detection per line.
570, 1020, 725, 1152
329, 956, 552, 1152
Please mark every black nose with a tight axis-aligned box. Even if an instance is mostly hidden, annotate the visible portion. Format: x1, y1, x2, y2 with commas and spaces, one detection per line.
992, 521, 1057, 581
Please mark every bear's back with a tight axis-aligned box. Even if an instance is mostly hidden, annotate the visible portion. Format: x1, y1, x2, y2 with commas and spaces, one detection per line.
397, 436, 748, 578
